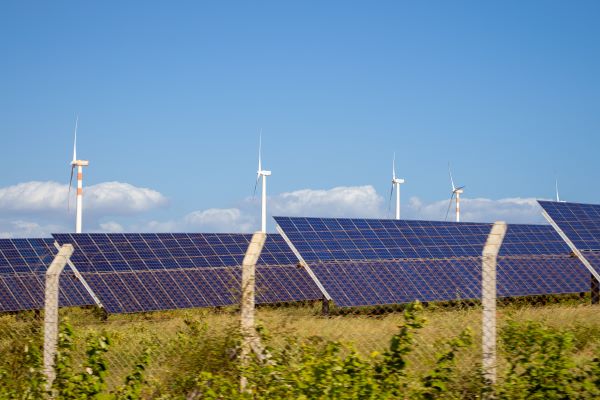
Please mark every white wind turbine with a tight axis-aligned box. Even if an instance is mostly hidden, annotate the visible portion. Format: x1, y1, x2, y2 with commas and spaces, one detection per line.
68, 116, 89, 233
388, 153, 405, 220
554, 176, 560, 203
445, 163, 465, 222
253, 131, 271, 233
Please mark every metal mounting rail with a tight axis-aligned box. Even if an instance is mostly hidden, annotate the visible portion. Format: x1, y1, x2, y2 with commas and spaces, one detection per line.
540, 209, 600, 282
53, 241, 103, 308
276, 224, 332, 301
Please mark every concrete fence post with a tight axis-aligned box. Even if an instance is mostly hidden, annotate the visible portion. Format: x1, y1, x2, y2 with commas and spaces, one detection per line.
44, 244, 74, 390
482, 221, 507, 388
240, 232, 266, 393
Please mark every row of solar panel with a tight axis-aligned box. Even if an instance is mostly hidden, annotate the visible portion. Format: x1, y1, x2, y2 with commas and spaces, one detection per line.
274, 214, 596, 308
276, 217, 572, 262
1, 201, 599, 313
309, 256, 589, 307
0, 234, 322, 313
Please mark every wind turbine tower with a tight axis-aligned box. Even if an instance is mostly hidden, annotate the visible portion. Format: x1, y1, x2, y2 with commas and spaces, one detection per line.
69, 117, 89, 233
446, 163, 465, 223
454, 186, 464, 222
254, 132, 271, 233
390, 153, 405, 220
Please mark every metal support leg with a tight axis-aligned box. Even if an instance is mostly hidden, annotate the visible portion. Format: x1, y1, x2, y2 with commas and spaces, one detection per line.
591, 274, 599, 305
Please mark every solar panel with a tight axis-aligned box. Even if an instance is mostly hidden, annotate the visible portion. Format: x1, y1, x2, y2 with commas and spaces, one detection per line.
275, 217, 571, 263
538, 200, 600, 280
274, 216, 589, 308
497, 256, 587, 297
52, 233, 321, 313
538, 201, 600, 251
308, 258, 483, 307
0, 239, 94, 312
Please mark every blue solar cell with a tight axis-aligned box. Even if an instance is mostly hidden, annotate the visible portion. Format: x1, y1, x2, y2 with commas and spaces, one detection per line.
309, 258, 482, 307
497, 256, 588, 297
539, 201, 600, 251
51, 233, 321, 313
0, 239, 94, 311
274, 217, 571, 262
538, 201, 600, 278
275, 216, 588, 308
577, 251, 600, 281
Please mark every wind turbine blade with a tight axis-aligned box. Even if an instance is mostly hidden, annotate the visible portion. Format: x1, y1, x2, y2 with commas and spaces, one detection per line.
445, 192, 455, 221
72, 115, 78, 163
257, 128, 262, 172
555, 178, 560, 202
392, 152, 396, 180
67, 165, 75, 211
448, 162, 456, 191
388, 184, 394, 216
253, 174, 260, 198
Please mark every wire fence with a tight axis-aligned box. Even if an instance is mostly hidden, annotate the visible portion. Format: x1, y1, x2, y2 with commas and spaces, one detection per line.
1, 223, 600, 398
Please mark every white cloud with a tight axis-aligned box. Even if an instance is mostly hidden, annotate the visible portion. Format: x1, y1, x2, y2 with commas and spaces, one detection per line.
132, 208, 256, 233
91, 189, 549, 234
0, 180, 169, 236
269, 185, 384, 218
184, 208, 255, 232
0, 181, 67, 212
0, 181, 549, 236
0, 219, 68, 238
0, 181, 168, 216
139, 219, 181, 233
98, 221, 125, 233
406, 196, 546, 224
87, 182, 168, 214
130, 186, 383, 233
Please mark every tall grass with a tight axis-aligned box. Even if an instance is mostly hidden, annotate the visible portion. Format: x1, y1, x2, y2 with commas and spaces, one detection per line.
0, 298, 599, 396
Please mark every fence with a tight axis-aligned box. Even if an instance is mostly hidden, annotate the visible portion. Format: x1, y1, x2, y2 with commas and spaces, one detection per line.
0, 221, 599, 398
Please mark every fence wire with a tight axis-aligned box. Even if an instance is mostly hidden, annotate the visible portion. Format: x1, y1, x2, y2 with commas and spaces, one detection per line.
1, 225, 600, 398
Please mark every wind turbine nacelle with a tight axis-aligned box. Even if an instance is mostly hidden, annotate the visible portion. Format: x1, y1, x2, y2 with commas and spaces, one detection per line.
393, 178, 405, 184
261, 170, 272, 176
73, 160, 89, 167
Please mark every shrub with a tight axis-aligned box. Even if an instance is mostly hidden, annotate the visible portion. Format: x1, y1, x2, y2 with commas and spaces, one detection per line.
497, 320, 600, 399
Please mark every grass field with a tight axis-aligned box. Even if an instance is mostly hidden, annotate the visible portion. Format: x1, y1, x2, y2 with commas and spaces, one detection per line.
2, 296, 599, 397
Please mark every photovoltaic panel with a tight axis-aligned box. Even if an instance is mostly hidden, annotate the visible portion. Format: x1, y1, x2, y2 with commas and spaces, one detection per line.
0, 239, 94, 312
274, 216, 589, 308
538, 201, 600, 251
309, 258, 483, 307
538, 200, 600, 279
52, 233, 321, 313
52, 233, 299, 272
497, 256, 587, 297
275, 217, 571, 263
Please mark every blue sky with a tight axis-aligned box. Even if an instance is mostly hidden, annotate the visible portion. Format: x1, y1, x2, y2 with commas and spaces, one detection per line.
1, 1, 599, 236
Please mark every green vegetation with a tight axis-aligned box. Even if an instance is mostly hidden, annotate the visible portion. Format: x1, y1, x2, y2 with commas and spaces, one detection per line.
0, 300, 599, 399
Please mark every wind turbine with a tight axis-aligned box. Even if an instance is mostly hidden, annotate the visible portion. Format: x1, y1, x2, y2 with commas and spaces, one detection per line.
388, 153, 405, 220
445, 163, 465, 222
253, 131, 271, 233
68, 116, 89, 233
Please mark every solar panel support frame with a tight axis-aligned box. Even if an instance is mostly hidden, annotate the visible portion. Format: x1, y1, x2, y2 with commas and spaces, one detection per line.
53, 241, 104, 309
540, 209, 600, 282
276, 224, 332, 301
